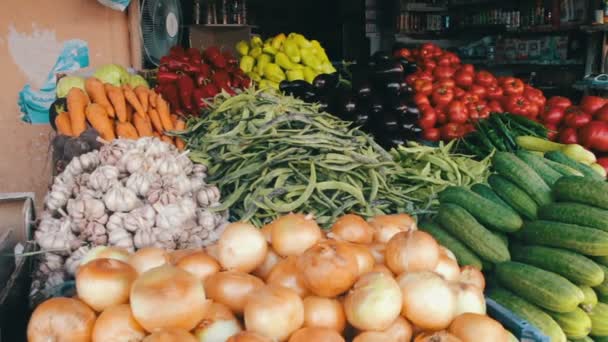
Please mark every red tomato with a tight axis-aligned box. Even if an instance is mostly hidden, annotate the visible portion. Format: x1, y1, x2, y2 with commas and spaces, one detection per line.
453, 87, 466, 99
463, 123, 476, 134
405, 74, 417, 85
547, 96, 572, 109
504, 95, 532, 116
417, 71, 434, 82
445, 52, 461, 66
528, 104, 540, 119
563, 106, 592, 128
461, 93, 480, 105
454, 70, 474, 88
447, 101, 468, 124
436, 108, 448, 124
423, 59, 437, 71
488, 100, 503, 113
440, 123, 466, 140
418, 109, 437, 129
502, 77, 525, 96
559, 127, 579, 144
475, 71, 497, 87
486, 85, 504, 100
422, 127, 441, 141
540, 106, 565, 125
393, 48, 411, 59
437, 55, 452, 67
524, 86, 547, 109
581, 96, 608, 115
545, 123, 559, 141
460, 64, 475, 74
432, 87, 455, 109
414, 80, 433, 96
433, 66, 456, 80
435, 79, 456, 89
470, 85, 487, 99
414, 93, 430, 107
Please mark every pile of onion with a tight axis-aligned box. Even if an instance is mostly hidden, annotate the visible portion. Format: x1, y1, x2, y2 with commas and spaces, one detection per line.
193, 302, 242, 341
218, 222, 268, 273
92, 304, 146, 341
128, 247, 170, 274
267, 213, 323, 256
368, 214, 417, 243
27, 297, 96, 342
204, 271, 265, 314
327, 214, 374, 244
76, 258, 137, 312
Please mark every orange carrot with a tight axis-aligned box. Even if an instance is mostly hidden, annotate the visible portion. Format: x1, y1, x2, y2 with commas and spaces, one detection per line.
105, 84, 127, 123
116, 122, 139, 139
67, 88, 89, 136
170, 114, 179, 127
174, 119, 187, 151
55, 112, 73, 136
85, 103, 116, 140
85, 77, 114, 118
133, 113, 154, 137
134, 86, 149, 113
123, 85, 146, 118
148, 109, 164, 133
160, 135, 174, 145
149, 90, 157, 109
156, 95, 174, 130
153, 131, 161, 138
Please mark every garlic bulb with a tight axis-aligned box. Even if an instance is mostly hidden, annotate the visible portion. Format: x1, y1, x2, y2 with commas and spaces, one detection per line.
103, 182, 141, 212
126, 171, 160, 197
44, 181, 73, 212
147, 177, 181, 205
123, 205, 156, 232
196, 186, 221, 207
65, 246, 91, 275
66, 197, 107, 224
35, 217, 81, 255
88, 165, 120, 192
134, 226, 157, 249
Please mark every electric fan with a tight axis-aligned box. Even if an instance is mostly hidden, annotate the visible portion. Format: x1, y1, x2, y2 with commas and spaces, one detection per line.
140, 0, 183, 66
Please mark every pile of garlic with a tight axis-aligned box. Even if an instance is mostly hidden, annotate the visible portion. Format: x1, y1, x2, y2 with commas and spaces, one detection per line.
32, 137, 228, 295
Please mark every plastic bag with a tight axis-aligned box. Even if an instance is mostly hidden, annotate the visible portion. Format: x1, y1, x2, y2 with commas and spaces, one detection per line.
97, 0, 131, 11
18, 39, 89, 124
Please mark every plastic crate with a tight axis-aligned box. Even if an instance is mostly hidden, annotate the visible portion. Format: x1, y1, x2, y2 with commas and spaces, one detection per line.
486, 297, 550, 342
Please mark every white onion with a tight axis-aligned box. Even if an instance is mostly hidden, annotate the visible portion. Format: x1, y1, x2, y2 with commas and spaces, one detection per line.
204, 271, 265, 315
176, 251, 221, 283
346, 243, 375, 276
413, 331, 462, 342
128, 247, 171, 274
92, 304, 147, 342
385, 231, 439, 275
439, 246, 457, 261
80, 246, 130, 266
353, 316, 412, 342
344, 272, 402, 331
368, 243, 386, 264
369, 214, 417, 243
434, 252, 460, 281
266, 256, 310, 297
448, 313, 508, 342
227, 332, 273, 342
27, 297, 96, 342
269, 213, 323, 256
452, 283, 486, 316
218, 222, 268, 273
370, 264, 394, 277
288, 327, 345, 342
327, 214, 374, 244
244, 284, 304, 342
253, 249, 282, 280
193, 302, 242, 342
302, 296, 346, 332
130, 264, 207, 332
458, 265, 486, 290
397, 271, 456, 330
76, 258, 137, 312
142, 328, 198, 342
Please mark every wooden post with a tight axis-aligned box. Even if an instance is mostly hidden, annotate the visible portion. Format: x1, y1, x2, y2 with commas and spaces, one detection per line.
128, 0, 143, 70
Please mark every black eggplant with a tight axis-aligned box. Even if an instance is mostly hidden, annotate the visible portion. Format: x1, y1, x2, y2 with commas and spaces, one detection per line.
354, 81, 373, 100
382, 81, 402, 99
399, 81, 413, 96
371, 51, 392, 66
352, 111, 370, 129
371, 61, 404, 85
367, 96, 385, 117
279, 80, 313, 98
339, 95, 358, 120
312, 73, 339, 94
302, 90, 319, 103
317, 96, 330, 112
48, 97, 67, 132
382, 111, 400, 133
404, 62, 418, 76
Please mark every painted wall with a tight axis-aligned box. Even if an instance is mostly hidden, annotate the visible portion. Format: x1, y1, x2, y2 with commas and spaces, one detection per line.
0, 0, 131, 210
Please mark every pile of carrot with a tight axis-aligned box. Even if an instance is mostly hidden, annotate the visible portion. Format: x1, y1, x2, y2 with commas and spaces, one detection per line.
56, 77, 186, 150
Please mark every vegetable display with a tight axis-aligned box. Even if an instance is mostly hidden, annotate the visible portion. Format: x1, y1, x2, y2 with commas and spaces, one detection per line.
426, 150, 608, 341
236, 33, 335, 89
28, 212, 510, 342
31, 137, 228, 300
155, 46, 251, 115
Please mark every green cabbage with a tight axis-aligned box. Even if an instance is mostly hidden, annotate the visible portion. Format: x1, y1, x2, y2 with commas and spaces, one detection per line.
128, 74, 149, 88
56, 76, 85, 98
93, 64, 130, 86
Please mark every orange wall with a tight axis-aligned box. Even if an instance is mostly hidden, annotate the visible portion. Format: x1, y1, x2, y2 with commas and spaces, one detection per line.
0, 0, 130, 209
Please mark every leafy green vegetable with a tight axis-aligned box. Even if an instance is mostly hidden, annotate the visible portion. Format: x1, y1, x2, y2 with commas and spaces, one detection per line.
128, 74, 149, 89
56, 76, 85, 98
93, 64, 130, 86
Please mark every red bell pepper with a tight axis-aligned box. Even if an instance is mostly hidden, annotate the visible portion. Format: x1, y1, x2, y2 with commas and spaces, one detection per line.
187, 48, 202, 63
177, 74, 195, 111
431, 86, 454, 109
563, 106, 592, 128
192, 88, 208, 111
222, 50, 238, 66
447, 100, 468, 124
596, 157, 608, 174
157, 70, 180, 84
540, 106, 565, 125
559, 128, 579, 144
504, 95, 532, 116
545, 123, 559, 141
200, 82, 220, 98
547, 96, 572, 109
169, 46, 186, 58
204, 46, 227, 69
475, 71, 497, 87
579, 121, 608, 152
162, 83, 181, 112
580, 96, 607, 115
502, 77, 525, 96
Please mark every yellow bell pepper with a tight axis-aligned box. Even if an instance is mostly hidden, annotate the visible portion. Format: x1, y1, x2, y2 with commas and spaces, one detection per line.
271, 33, 286, 50
262, 44, 278, 56
248, 47, 262, 58
256, 54, 273, 73
275, 52, 302, 71
320, 62, 336, 74
246, 71, 262, 83
282, 39, 301, 63
286, 69, 305, 81
259, 79, 279, 90
239, 56, 255, 73
303, 67, 318, 83
263, 63, 286, 83
293, 34, 312, 48
250, 36, 263, 48
311, 40, 323, 50
300, 48, 323, 72
235, 40, 250, 56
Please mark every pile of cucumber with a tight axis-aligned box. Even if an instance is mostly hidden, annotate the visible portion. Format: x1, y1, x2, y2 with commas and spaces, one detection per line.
420, 151, 608, 342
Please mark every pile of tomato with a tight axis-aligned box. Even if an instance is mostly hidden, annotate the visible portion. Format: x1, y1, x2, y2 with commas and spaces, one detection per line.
398, 43, 547, 141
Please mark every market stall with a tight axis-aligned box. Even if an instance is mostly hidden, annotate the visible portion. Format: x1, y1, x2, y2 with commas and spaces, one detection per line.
8, 1, 608, 341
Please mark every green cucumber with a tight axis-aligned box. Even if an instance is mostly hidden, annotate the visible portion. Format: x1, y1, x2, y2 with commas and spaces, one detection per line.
554, 177, 608, 210
436, 203, 510, 263
569, 337, 594, 342
539, 202, 608, 233
594, 265, 608, 303
510, 245, 605, 286
548, 307, 592, 339
545, 151, 605, 181
514, 220, 608, 256
493, 152, 553, 206
516, 150, 563, 186
595, 256, 608, 267
438, 186, 523, 232
417, 221, 483, 269
495, 261, 584, 313
543, 157, 585, 177
594, 336, 608, 342
487, 287, 567, 342
488, 174, 538, 220
589, 302, 608, 336
580, 285, 598, 312
470, 183, 513, 210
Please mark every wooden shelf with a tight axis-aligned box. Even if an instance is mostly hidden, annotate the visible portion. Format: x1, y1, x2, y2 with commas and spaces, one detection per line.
403, 3, 447, 12
581, 24, 608, 33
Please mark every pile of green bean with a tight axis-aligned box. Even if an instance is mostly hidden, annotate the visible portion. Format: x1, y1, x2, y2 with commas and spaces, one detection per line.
179, 89, 424, 226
